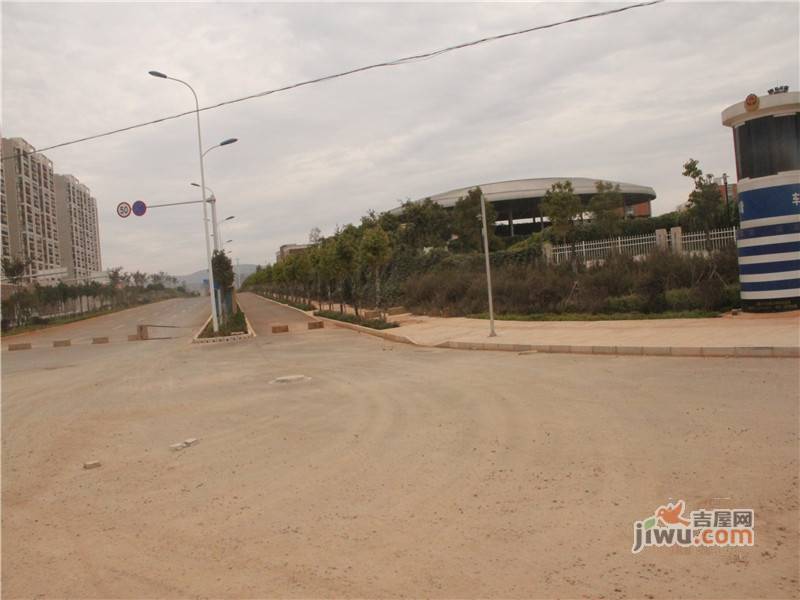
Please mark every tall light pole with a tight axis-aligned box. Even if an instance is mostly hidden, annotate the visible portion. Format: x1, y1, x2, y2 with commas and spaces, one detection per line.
219, 216, 235, 249
197, 137, 238, 249
148, 70, 219, 332
479, 190, 497, 337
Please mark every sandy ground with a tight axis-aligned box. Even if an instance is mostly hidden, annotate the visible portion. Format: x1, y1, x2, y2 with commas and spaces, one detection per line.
2, 298, 798, 599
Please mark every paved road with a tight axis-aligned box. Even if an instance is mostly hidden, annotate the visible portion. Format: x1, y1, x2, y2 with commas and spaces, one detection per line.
2, 305, 798, 599
2, 296, 209, 348
237, 292, 317, 335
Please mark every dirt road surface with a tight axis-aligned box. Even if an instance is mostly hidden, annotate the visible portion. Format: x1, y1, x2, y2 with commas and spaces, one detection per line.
2, 297, 798, 598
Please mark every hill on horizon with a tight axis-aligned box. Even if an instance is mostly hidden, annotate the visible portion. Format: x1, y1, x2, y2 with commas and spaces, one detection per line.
176, 263, 259, 291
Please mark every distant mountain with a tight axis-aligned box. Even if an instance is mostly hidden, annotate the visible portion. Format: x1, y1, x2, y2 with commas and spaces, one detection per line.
176, 263, 259, 292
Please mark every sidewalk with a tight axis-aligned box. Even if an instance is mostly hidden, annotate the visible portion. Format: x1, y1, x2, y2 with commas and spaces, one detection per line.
248, 295, 800, 358
386, 312, 800, 357
393, 312, 799, 347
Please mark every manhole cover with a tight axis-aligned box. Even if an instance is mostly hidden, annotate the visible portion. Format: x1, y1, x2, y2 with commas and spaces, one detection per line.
269, 375, 311, 384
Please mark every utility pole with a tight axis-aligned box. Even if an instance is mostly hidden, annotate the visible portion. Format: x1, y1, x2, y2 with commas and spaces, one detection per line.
479, 190, 497, 337
722, 173, 730, 225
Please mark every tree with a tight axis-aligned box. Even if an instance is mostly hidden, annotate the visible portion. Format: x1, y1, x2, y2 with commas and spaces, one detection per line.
107, 267, 125, 288
398, 198, 451, 250
334, 225, 360, 313
131, 271, 147, 288
682, 159, 725, 250
212, 250, 235, 290
309, 227, 322, 244
589, 181, 624, 238
359, 226, 392, 308
451, 187, 497, 253
1, 256, 30, 285
542, 180, 582, 245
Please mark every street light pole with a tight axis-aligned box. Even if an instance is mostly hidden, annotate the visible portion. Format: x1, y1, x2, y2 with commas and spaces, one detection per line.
219, 216, 235, 250
479, 190, 497, 337
148, 70, 219, 332
199, 138, 237, 252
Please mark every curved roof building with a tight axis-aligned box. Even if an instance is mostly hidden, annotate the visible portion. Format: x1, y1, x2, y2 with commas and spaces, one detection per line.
392, 177, 656, 235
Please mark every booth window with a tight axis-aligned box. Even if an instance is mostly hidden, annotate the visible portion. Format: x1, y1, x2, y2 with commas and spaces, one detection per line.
735, 113, 800, 179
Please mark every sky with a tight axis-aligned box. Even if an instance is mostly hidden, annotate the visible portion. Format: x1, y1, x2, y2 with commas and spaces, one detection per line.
2, 1, 798, 276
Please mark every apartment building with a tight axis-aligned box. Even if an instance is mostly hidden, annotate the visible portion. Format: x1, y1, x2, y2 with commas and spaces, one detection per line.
0, 137, 63, 280
1, 153, 9, 258
55, 174, 102, 281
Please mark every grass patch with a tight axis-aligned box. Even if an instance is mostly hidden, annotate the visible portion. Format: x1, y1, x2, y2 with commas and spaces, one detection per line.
467, 310, 721, 322
314, 309, 399, 330
200, 308, 249, 338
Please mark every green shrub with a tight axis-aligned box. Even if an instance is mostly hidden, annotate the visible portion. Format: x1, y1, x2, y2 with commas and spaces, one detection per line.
605, 294, 647, 313
665, 288, 699, 311
314, 310, 398, 330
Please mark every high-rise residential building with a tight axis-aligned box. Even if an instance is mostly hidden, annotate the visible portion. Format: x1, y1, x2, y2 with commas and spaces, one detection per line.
55, 174, 102, 281
0, 137, 63, 281
1, 152, 9, 259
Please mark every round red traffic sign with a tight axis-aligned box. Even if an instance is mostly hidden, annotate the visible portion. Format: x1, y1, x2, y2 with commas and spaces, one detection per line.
132, 200, 147, 216
117, 202, 132, 218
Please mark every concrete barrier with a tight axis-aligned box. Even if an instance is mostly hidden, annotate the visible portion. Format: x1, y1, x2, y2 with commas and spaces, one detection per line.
137, 324, 149, 341
8, 343, 32, 351
387, 306, 407, 316
53, 339, 71, 347
308, 321, 324, 330
127, 334, 141, 342
362, 310, 381, 319
271, 325, 289, 334
92, 337, 109, 344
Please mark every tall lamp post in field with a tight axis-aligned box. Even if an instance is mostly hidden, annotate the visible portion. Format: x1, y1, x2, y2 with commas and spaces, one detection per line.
148, 69, 219, 332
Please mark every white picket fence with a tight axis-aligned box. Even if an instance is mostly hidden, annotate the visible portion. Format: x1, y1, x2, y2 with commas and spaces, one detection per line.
549, 227, 737, 265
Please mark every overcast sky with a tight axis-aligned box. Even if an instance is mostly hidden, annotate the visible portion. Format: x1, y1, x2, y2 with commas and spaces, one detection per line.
2, 1, 798, 276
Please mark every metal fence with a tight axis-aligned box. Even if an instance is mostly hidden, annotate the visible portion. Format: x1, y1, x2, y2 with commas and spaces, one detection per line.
681, 227, 738, 253
549, 227, 737, 265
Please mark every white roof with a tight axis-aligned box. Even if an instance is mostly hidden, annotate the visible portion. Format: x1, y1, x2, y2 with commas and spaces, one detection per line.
398, 177, 655, 212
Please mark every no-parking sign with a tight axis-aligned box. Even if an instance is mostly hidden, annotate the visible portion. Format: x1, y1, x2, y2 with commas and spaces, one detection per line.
132, 201, 147, 216
116, 202, 132, 218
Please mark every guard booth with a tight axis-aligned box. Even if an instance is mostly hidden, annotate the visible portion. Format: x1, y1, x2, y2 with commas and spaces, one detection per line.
722, 87, 800, 311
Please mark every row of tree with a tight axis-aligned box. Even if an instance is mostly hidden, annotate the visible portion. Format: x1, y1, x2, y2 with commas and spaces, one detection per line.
244, 159, 735, 314
1, 257, 191, 330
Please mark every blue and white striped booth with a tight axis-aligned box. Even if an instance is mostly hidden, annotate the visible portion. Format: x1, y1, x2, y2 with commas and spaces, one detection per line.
722, 90, 800, 311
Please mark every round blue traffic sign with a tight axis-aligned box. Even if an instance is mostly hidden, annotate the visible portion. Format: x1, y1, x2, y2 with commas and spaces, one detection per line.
132, 200, 147, 216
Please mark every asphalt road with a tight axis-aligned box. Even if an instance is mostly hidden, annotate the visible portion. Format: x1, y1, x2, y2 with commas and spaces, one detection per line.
2, 296, 210, 348
2, 296, 798, 599
237, 292, 317, 335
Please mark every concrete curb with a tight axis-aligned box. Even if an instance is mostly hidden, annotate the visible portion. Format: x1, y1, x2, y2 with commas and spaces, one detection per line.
190, 301, 256, 345
433, 340, 799, 358
243, 294, 799, 359
312, 314, 415, 345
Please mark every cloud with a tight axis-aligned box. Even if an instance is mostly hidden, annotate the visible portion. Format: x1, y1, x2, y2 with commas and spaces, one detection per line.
3, 1, 798, 274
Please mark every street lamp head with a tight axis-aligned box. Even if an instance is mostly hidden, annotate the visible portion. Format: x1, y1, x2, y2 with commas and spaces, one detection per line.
190, 182, 200, 188
225, 239, 233, 244
148, 70, 168, 79
225, 216, 235, 221
220, 138, 238, 146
